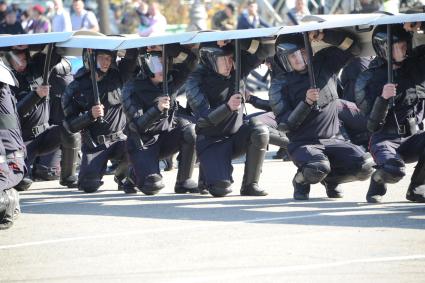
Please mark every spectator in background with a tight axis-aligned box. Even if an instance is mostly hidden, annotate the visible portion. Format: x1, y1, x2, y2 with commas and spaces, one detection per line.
52, 0, 72, 32
0, 7, 25, 34
119, 0, 142, 34
285, 0, 310, 25
237, 0, 269, 29
138, 2, 167, 37
20, 10, 30, 31
212, 3, 235, 31
71, 0, 99, 32
358, 0, 381, 13
26, 4, 51, 33
0, 1, 7, 23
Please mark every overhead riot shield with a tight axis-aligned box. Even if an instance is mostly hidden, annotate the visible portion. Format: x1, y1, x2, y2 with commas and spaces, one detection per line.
56, 31, 125, 56
0, 32, 73, 48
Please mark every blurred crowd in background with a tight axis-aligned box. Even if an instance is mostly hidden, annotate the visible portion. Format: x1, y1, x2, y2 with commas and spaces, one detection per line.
0, 0, 424, 36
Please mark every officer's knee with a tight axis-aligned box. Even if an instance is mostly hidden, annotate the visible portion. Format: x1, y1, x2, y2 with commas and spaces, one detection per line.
209, 180, 232, 197
298, 160, 331, 184
356, 153, 375, 181
139, 174, 164, 195
250, 124, 269, 149
61, 127, 81, 149
373, 158, 406, 184
182, 124, 196, 145
79, 179, 103, 193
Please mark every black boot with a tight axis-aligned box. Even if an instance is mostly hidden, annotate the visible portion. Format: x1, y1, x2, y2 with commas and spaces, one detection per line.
406, 184, 425, 202
175, 179, 199, 194
366, 177, 387, 203
406, 151, 425, 202
15, 177, 33, 191
59, 131, 80, 188
114, 176, 138, 194
321, 181, 344, 198
0, 189, 19, 230
140, 174, 164, 195
174, 126, 198, 194
209, 180, 232, 197
240, 124, 268, 196
292, 175, 310, 200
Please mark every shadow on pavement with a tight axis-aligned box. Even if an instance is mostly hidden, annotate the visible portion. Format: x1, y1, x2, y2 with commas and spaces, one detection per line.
19, 189, 425, 230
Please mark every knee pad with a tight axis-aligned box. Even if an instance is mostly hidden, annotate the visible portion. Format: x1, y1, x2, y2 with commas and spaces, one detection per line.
356, 153, 375, 181
140, 174, 164, 195
182, 124, 196, 145
373, 158, 406, 184
79, 179, 103, 193
299, 160, 331, 184
209, 180, 232, 197
268, 128, 289, 148
250, 124, 269, 149
61, 127, 81, 149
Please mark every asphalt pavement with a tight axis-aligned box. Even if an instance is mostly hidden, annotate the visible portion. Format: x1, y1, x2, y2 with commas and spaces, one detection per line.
1, 152, 424, 283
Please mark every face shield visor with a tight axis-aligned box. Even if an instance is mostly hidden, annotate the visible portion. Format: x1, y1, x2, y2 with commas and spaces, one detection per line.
7, 50, 27, 72
372, 25, 412, 64
144, 52, 163, 74
276, 43, 306, 72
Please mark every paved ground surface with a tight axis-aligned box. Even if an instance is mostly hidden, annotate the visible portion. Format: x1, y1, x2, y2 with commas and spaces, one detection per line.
1, 153, 425, 283
1, 90, 425, 282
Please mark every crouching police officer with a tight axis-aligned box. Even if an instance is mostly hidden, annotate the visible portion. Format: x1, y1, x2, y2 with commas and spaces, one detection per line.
186, 39, 273, 197
0, 60, 25, 229
271, 30, 374, 200
355, 23, 425, 203
4, 45, 80, 190
122, 44, 198, 195
62, 48, 137, 193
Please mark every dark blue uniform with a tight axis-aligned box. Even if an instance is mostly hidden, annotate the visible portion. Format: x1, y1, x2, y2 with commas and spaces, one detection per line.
270, 30, 373, 200
0, 73, 25, 229
122, 45, 198, 195
186, 39, 272, 197
355, 46, 425, 203
62, 51, 137, 193
32, 57, 75, 181
9, 49, 80, 190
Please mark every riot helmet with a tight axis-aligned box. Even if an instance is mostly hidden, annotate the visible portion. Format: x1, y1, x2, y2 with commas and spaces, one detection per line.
4, 47, 30, 73
199, 42, 234, 77
275, 33, 306, 73
0, 58, 18, 87
82, 48, 117, 74
372, 24, 412, 64
137, 50, 164, 78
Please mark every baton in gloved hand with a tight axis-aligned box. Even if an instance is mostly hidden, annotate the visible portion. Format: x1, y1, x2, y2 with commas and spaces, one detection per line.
87, 48, 105, 123
303, 32, 320, 111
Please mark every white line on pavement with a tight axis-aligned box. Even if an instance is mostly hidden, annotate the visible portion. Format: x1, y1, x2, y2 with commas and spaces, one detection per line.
171, 254, 425, 283
1, 204, 423, 250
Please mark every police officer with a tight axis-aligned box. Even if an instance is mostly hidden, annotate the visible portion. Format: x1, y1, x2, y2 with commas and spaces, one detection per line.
270, 29, 374, 200
122, 44, 198, 195
5, 45, 80, 190
32, 53, 75, 181
355, 23, 425, 203
0, 59, 25, 230
62, 48, 137, 193
186, 39, 273, 197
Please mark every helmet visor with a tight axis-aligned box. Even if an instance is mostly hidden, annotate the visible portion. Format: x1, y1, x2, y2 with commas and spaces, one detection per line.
145, 53, 163, 74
